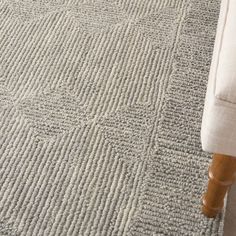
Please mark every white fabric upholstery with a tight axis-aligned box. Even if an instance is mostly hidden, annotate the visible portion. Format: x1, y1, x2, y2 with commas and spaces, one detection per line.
201, 0, 236, 157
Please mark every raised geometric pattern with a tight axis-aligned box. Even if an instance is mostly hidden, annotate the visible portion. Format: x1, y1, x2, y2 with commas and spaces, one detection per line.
8, 0, 67, 21
0, 0, 223, 235
18, 89, 89, 139
68, 1, 127, 33
98, 104, 155, 161
134, 8, 180, 49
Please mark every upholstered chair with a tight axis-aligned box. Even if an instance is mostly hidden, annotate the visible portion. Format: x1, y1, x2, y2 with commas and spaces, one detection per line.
201, 0, 236, 218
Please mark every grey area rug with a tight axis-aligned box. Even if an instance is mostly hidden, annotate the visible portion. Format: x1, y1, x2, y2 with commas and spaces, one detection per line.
0, 0, 224, 235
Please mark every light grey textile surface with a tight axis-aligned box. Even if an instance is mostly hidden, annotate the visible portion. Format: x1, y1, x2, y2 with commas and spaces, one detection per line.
0, 0, 223, 235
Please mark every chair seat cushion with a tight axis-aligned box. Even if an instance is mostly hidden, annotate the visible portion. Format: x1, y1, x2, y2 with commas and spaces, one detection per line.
201, 0, 236, 156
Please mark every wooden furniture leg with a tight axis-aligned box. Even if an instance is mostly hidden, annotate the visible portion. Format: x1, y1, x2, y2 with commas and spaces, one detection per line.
202, 153, 236, 218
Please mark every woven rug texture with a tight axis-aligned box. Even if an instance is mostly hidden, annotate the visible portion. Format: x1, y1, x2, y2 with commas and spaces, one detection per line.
0, 0, 224, 235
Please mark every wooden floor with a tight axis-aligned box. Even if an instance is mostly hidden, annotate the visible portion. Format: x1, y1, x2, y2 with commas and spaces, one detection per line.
224, 183, 236, 236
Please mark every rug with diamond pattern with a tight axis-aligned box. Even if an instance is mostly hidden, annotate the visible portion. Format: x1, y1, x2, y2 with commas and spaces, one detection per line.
0, 0, 224, 235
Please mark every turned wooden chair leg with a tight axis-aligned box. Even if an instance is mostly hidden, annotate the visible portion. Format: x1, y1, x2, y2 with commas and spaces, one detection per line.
202, 153, 236, 218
